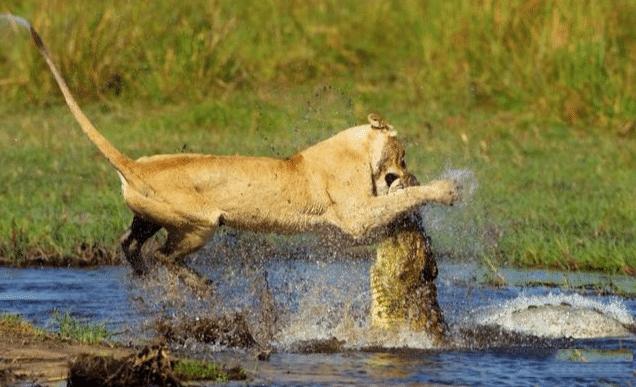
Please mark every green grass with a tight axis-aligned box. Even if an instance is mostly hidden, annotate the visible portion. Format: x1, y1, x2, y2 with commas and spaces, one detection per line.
0, 95, 633, 273
1, 312, 110, 343
173, 358, 241, 382
0, 1, 634, 273
52, 310, 111, 344
1, 0, 633, 127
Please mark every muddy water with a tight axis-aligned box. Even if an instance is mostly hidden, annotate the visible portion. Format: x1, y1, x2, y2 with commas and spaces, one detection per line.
1, 262, 635, 385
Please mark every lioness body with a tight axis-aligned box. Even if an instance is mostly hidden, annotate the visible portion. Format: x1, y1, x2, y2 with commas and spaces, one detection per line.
126, 153, 324, 234
7, 14, 459, 295
124, 126, 450, 238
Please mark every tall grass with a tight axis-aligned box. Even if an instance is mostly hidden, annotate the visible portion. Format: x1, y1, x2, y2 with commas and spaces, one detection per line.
1, 0, 634, 127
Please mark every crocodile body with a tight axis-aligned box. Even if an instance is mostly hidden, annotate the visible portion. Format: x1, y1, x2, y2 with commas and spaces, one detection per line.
371, 177, 447, 343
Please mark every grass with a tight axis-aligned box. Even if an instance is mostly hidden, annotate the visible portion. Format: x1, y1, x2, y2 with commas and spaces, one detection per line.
0, 95, 633, 273
0, 313, 45, 337
173, 358, 243, 382
0, 0, 633, 127
52, 310, 111, 344
1, 312, 111, 344
0, 1, 634, 273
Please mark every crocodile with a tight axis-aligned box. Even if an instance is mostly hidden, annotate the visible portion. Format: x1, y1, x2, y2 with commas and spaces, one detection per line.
371, 174, 447, 343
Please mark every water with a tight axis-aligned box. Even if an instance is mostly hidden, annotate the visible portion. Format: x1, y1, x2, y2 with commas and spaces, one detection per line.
1, 260, 634, 385
0, 267, 136, 332
248, 345, 634, 385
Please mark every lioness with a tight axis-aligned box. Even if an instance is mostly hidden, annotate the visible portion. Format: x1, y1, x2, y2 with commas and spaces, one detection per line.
6, 15, 459, 293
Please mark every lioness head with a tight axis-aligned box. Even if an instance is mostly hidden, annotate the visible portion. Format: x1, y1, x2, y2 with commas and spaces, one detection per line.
367, 113, 413, 196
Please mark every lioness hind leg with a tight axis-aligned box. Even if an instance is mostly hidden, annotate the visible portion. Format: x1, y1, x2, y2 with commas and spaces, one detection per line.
155, 228, 215, 298
120, 216, 161, 275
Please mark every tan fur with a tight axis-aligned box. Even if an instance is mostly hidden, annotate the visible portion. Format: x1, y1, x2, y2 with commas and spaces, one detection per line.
22, 19, 459, 295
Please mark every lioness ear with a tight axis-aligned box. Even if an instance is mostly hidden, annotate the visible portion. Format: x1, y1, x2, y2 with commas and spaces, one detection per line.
368, 113, 396, 135
368, 113, 394, 131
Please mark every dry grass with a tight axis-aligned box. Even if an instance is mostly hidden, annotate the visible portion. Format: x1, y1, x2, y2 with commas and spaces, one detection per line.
0, 314, 45, 338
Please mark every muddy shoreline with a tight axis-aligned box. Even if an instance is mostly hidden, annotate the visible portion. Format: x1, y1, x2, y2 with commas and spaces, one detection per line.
0, 316, 246, 386
0, 243, 121, 268
0, 316, 130, 385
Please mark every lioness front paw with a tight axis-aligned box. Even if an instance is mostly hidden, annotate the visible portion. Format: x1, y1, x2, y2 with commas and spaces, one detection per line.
429, 179, 460, 205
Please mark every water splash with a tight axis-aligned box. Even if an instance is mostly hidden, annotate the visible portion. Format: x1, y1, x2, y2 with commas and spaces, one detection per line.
439, 167, 479, 206
419, 167, 488, 260
126, 230, 442, 351
272, 276, 438, 350
470, 293, 634, 339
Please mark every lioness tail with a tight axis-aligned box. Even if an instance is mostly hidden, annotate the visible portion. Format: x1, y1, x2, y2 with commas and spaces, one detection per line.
1, 14, 151, 193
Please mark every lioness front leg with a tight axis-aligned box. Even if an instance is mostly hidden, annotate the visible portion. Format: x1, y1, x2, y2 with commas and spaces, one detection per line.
333, 179, 459, 241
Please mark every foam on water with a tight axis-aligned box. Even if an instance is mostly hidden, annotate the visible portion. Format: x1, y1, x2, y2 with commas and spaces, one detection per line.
470, 293, 634, 339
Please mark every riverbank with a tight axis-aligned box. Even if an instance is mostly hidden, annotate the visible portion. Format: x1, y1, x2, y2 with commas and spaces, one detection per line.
0, 244, 119, 267
0, 314, 245, 385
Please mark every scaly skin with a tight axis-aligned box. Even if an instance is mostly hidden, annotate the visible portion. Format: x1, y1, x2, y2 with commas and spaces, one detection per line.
371, 177, 447, 343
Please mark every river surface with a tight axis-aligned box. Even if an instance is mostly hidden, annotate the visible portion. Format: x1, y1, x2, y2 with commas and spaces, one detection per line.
1, 261, 635, 385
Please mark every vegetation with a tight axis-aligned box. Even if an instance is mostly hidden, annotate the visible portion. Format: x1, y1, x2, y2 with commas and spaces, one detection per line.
1, 1, 633, 126
173, 358, 243, 382
1, 312, 110, 344
0, 1, 634, 273
0, 314, 245, 384
52, 310, 111, 344
0, 313, 45, 337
